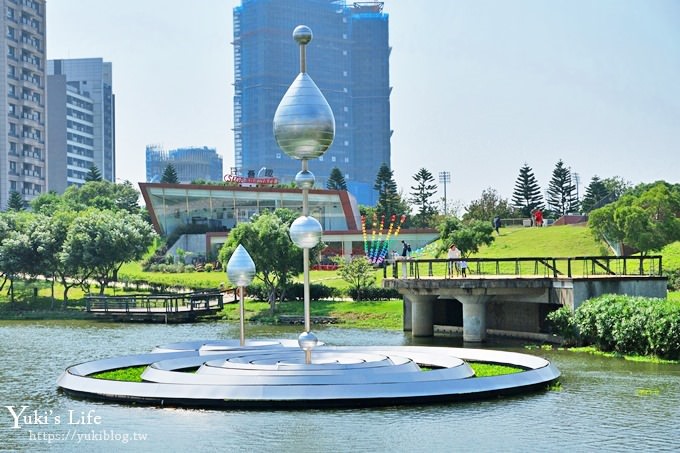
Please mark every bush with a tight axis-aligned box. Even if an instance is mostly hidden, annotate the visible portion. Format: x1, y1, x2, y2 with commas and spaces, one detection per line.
572, 295, 680, 359
665, 269, 680, 291
204, 263, 214, 273
546, 306, 578, 344
285, 283, 338, 301
347, 287, 400, 301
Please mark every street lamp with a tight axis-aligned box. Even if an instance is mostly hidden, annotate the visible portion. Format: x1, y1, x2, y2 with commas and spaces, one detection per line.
273, 25, 335, 364
226, 244, 256, 346
439, 171, 451, 215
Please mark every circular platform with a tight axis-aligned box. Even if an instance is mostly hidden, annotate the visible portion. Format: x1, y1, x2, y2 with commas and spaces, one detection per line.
57, 340, 560, 408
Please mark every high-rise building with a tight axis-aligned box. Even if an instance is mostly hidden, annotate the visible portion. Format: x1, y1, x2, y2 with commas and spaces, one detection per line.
1, 0, 47, 208
233, 0, 391, 205
46, 74, 96, 193
47, 58, 115, 183
146, 145, 224, 183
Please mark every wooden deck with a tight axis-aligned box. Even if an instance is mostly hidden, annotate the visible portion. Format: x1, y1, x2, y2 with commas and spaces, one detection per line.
85, 291, 231, 323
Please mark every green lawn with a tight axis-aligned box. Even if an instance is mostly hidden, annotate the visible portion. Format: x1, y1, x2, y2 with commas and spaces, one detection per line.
476, 225, 607, 258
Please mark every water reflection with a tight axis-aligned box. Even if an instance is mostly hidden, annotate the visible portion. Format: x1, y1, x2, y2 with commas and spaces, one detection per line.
1, 321, 679, 452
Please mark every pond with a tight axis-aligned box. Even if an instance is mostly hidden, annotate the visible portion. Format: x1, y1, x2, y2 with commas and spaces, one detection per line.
1, 321, 679, 452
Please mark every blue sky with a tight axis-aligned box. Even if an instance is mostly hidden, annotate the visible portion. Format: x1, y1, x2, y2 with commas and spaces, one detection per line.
47, 0, 680, 210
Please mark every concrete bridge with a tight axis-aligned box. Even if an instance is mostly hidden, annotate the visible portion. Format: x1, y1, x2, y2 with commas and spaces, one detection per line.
383, 256, 667, 342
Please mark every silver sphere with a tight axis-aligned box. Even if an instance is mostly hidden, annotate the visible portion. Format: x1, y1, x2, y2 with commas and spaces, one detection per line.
226, 244, 256, 287
298, 331, 318, 351
289, 216, 322, 249
295, 169, 315, 189
293, 25, 312, 45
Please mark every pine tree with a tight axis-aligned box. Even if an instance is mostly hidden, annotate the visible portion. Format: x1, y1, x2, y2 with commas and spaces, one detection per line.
546, 159, 578, 216
511, 164, 544, 217
326, 167, 347, 190
581, 176, 611, 213
7, 190, 25, 211
85, 165, 103, 182
409, 168, 437, 226
161, 164, 179, 184
373, 163, 400, 214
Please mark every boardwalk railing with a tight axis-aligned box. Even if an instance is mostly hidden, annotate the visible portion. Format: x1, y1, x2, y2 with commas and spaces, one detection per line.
385, 256, 663, 279
85, 291, 225, 313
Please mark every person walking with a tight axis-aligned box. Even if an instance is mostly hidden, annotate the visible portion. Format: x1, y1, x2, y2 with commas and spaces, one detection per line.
493, 215, 501, 235
447, 244, 461, 277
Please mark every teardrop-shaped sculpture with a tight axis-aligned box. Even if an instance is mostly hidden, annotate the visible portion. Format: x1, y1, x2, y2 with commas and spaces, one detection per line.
226, 244, 256, 287
273, 74, 335, 160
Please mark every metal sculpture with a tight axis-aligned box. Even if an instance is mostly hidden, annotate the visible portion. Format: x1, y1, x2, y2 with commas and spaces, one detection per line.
273, 25, 335, 364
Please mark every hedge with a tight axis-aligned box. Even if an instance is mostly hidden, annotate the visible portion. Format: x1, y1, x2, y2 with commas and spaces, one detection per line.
548, 294, 680, 359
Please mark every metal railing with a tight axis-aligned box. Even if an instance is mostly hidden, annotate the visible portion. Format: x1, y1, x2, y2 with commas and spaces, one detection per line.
85, 291, 225, 313
385, 256, 663, 279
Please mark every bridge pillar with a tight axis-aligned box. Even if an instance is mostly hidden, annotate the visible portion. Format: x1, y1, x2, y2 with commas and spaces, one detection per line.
410, 295, 437, 337
458, 295, 490, 342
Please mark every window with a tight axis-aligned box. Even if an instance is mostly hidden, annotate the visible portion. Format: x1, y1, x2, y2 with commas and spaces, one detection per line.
344, 140, 349, 146
276, 153, 281, 159
331, 156, 336, 162
344, 157, 349, 163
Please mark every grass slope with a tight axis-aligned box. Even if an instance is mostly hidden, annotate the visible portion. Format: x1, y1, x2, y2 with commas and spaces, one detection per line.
475, 225, 607, 258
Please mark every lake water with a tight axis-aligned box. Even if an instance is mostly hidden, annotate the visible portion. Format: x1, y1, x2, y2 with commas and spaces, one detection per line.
1, 320, 679, 452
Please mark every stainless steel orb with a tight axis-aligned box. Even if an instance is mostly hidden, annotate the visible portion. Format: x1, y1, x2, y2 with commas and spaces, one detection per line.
289, 216, 322, 249
293, 25, 312, 45
298, 331, 318, 351
273, 74, 335, 159
226, 244, 256, 287
295, 169, 315, 189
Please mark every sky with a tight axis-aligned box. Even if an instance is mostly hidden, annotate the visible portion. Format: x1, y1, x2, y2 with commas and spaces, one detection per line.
46, 0, 680, 211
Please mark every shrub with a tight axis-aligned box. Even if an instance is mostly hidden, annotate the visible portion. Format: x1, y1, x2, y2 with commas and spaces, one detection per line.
665, 269, 680, 291
272, 283, 337, 301
204, 263, 214, 273
546, 306, 578, 344
347, 287, 400, 301
572, 295, 680, 359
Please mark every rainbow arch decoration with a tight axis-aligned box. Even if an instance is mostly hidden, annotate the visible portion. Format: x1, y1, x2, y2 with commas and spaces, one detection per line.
361, 214, 407, 265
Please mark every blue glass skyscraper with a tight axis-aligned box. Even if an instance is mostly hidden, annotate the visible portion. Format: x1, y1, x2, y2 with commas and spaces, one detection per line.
233, 0, 391, 205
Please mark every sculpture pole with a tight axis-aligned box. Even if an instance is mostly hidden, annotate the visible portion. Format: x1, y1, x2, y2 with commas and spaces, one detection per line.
226, 245, 256, 346
273, 25, 335, 364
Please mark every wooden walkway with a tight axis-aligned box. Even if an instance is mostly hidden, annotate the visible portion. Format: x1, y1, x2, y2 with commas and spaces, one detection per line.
85, 291, 232, 323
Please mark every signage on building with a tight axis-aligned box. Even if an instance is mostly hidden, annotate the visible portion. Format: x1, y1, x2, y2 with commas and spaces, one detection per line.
224, 174, 279, 186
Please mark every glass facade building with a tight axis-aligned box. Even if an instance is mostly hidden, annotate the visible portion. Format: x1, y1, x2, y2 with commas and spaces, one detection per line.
233, 0, 391, 206
47, 58, 115, 182
146, 145, 224, 183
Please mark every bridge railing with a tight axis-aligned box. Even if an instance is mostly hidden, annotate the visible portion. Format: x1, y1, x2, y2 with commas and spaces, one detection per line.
85, 291, 225, 313
385, 256, 663, 279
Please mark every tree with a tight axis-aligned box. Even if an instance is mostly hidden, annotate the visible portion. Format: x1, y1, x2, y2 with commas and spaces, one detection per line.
30, 191, 66, 215
334, 255, 375, 301
85, 165, 102, 182
218, 210, 303, 312
511, 164, 543, 217
463, 187, 514, 222
409, 168, 438, 227
7, 191, 25, 212
589, 181, 680, 254
63, 180, 141, 214
161, 164, 179, 184
61, 209, 157, 294
373, 163, 401, 215
581, 176, 610, 213
326, 167, 347, 190
602, 176, 632, 201
546, 159, 579, 216
436, 217, 495, 258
